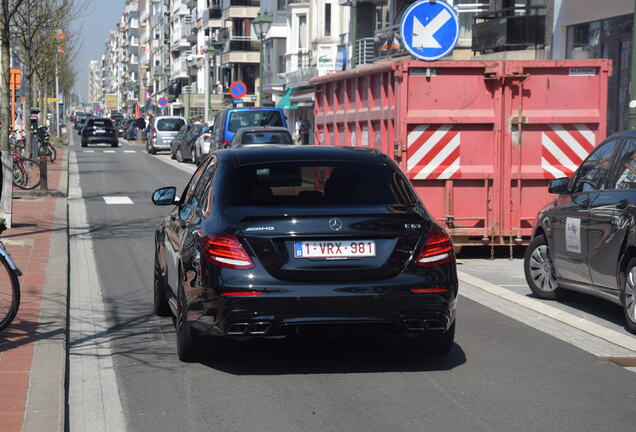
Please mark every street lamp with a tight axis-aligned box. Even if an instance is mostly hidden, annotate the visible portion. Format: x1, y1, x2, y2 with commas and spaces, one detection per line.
204, 46, 216, 123
253, 12, 272, 107
186, 55, 194, 120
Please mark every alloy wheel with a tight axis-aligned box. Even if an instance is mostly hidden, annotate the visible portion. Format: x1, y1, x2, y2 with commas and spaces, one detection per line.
626, 266, 636, 323
528, 244, 558, 292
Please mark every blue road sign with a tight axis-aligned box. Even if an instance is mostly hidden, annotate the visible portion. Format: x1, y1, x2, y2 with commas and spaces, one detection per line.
157, 96, 168, 108
230, 81, 247, 99
400, 0, 459, 61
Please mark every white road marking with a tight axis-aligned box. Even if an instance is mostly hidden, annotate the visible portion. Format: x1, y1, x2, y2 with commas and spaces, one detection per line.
69, 152, 126, 432
458, 271, 636, 354
82, 150, 95, 153
103, 150, 116, 153
123, 150, 136, 153
103, 196, 133, 205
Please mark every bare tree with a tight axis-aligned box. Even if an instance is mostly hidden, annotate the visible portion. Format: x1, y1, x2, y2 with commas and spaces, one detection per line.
0, 0, 25, 227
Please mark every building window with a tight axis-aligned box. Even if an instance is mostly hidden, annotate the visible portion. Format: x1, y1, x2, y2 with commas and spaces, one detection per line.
298, 14, 307, 50
325, 3, 332, 37
454, 1, 489, 48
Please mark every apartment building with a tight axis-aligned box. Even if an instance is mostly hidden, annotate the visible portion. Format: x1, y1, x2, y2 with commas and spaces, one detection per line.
88, 60, 102, 106
138, 0, 152, 112
120, 0, 140, 112
217, 0, 261, 105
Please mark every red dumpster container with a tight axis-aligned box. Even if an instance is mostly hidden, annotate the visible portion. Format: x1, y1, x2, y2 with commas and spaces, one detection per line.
311, 59, 611, 246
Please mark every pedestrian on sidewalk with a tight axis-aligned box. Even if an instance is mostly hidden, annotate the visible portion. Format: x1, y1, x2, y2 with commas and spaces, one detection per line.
296, 115, 311, 145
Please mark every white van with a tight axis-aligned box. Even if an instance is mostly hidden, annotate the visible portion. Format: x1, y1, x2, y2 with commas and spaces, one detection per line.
147, 116, 187, 154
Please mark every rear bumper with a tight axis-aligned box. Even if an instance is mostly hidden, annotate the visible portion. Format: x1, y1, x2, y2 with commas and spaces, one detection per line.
151, 139, 172, 150
83, 135, 118, 144
188, 282, 457, 339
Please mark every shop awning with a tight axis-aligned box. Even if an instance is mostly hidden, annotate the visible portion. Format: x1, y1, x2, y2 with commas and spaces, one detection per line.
276, 88, 297, 110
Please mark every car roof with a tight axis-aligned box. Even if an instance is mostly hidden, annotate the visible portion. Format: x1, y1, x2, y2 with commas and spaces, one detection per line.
226, 107, 283, 112
236, 127, 291, 134
90, 117, 111, 121
607, 129, 636, 141
217, 145, 388, 167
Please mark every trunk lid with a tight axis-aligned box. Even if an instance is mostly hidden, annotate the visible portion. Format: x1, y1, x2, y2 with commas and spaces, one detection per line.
237, 208, 430, 282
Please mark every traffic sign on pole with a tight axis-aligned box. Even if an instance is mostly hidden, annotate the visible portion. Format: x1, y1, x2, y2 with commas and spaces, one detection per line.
400, 0, 460, 61
230, 81, 247, 99
157, 96, 168, 109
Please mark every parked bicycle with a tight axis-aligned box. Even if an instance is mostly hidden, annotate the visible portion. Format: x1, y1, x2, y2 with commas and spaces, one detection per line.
0, 219, 22, 332
36, 126, 56, 163
8, 139, 40, 190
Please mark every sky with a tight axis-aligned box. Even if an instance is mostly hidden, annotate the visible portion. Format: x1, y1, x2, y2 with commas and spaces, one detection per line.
73, 0, 125, 103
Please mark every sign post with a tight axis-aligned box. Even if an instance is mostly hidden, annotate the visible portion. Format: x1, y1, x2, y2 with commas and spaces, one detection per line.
400, 0, 460, 62
9, 68, 20, 130
229, 81, 247, 106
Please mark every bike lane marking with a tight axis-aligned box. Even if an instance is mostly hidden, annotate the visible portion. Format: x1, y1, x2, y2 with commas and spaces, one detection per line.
68, 149, 126, 432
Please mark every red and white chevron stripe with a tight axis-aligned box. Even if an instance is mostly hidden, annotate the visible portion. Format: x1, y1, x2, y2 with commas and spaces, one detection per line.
541, 124, 596, 179
407, 125, 460, 180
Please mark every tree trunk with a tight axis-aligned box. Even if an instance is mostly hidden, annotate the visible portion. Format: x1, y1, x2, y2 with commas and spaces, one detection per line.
24, 66, 32, 157
1, 35, 14, 227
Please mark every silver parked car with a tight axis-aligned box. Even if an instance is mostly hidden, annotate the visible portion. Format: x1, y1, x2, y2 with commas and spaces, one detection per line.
147, 116, 187, 154
192, 126, 212, 165
228, 127, 294, 148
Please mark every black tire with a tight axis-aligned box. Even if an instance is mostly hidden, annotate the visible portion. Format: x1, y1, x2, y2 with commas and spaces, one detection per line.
524, 234, 566, 300
13, 158, 40, 190
153, 248, 172, 317
622, 257, 636, 334
176, 148, 183, 163
176, 275, 199, 362
111, 141, 118, 148
81, 140, 87, 147
403, 321, 455, 356
148, 143, 156, 155
170, 147, 176, 160
0, 254, 20, 332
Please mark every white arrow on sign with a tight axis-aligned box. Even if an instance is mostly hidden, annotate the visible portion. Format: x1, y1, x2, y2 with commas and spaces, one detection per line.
412, 9, 452, 49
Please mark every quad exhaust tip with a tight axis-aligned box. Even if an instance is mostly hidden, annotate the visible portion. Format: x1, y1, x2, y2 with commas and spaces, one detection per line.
227, 322, 272, 335
403, 319, 445, 331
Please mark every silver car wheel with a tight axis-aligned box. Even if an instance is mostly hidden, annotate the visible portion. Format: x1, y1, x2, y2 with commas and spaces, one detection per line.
626, 266, 636, 323
528, 244, 558, 292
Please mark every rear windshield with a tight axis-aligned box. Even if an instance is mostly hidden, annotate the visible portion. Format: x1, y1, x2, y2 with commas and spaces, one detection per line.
91, 119, 113, 127
157, 118, 185, 131
228, 111, 284, 132
224, 163, 418, 206
240, 131, 293, 145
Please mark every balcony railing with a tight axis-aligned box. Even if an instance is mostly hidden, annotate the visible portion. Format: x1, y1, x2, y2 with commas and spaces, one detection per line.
225, 39, 260, 52
222, 0, 259, 9
279, 0, 308, 7
472, 14, 545, 53
356, 37, 375, 66
201, 7, 222, 21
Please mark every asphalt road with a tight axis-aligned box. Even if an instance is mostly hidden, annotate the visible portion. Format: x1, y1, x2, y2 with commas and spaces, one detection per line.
72, 136, 636, 432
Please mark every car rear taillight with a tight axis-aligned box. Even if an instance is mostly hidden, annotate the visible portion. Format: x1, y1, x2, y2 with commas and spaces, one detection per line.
152, 128, 157, 140
202, 134, 211, 140
222, 140, 229, 148
416, 231, 453, 267
202, 234, 254, 269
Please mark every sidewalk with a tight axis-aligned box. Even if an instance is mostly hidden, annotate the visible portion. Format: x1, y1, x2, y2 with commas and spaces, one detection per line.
0, 148, 68, 432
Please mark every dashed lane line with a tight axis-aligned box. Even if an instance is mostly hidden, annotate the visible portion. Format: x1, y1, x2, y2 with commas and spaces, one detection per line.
103, 196, 133, 205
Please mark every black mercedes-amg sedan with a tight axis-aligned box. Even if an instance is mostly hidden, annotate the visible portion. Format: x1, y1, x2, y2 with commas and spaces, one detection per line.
152, 146, 458, 362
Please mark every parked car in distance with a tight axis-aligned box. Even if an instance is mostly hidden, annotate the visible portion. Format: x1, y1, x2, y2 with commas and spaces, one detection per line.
151, 146, 458, 362
171, 123, 206, 163
124, 118, 146, 141
76, 115, 92, 134
81, 117, 118, 147
147, 116, 187, 155
524, 130, 636, 334
211, 108, 287, 150
192, 126, 213, 165
229, 127, 294, 148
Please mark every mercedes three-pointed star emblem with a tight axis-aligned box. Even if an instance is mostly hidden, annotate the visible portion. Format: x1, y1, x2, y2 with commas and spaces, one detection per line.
328, 218, 343, 231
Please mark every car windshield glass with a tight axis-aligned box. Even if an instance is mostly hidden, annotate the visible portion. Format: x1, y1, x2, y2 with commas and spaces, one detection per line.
241, 131, 293, 145
228, 111, 284, 132
224, 163, 417, 206
92, 119, 113, 128
157, 118, 185, 131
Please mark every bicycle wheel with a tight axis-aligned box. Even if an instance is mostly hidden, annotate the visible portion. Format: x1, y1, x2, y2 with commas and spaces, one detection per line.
14, 158, 40, 190
0, 253, 20, 331
48, 144, 57, 163
12, 162, 27, 188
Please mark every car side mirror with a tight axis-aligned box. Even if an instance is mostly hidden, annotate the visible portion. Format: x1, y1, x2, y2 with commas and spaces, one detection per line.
152, 186, 178, 206
548, 177, 569, 194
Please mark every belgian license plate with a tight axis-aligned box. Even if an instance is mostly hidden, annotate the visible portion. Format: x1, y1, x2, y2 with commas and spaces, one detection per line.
294, 240, 376, 258
95, 129, 105, 133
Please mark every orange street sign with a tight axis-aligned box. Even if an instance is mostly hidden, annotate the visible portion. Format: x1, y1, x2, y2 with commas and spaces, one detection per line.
9, 68, 20, 89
